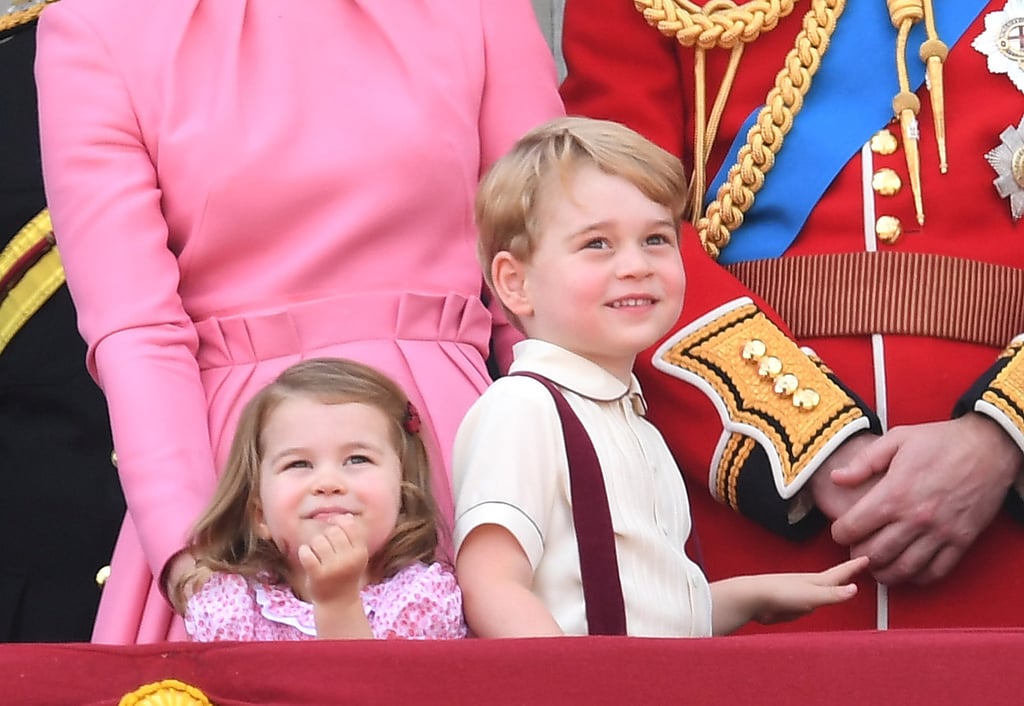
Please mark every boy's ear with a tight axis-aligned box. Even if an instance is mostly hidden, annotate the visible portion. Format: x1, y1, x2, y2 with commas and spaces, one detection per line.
491, 252, 533, 319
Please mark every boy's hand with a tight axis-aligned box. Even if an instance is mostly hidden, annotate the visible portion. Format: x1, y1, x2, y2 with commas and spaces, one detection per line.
751, 556, 868, 624
298, 514, 369, 605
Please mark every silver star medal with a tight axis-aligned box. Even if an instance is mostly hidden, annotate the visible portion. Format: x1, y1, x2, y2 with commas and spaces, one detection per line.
985, 116, 1024, 223
976, 1, 1024, 222
973, 0, 1024, 92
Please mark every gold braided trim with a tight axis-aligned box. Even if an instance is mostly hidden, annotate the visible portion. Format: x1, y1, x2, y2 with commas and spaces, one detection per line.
634, 0, 845, 258
118, 679, 212, 706
998, 340, 1024, 361
634, 0, 796, 49
655, 298, 869, 495
980, 343, 1024, 441
0, 0, 57, 33
720, 433, 756, 508
0, 210, 64, 355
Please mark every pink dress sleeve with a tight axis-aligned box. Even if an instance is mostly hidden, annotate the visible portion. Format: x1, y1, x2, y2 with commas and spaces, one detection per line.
476, 0, 564, 171
35, 5, 218, 579
184, 573, 258, 642
368, 563, 467, 640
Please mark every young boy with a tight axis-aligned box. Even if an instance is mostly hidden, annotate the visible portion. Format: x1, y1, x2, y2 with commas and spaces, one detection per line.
453, 117, 865, 638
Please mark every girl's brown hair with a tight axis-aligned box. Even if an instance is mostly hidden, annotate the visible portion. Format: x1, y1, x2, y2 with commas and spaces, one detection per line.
169, 358, 439, 613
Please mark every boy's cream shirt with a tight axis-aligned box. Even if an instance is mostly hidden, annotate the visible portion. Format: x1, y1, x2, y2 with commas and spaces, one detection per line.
453, 338, 712, 637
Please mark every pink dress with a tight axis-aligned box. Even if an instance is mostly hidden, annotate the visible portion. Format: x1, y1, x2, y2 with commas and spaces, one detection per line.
35, 0, 563, 643
185, 563, 466, 641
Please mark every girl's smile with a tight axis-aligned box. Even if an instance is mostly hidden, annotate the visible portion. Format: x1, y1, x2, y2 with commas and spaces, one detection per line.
255, 396, 403, 581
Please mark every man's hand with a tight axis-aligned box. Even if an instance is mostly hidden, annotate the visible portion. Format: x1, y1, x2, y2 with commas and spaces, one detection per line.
829, 414, 1022, 585
808, 433, 882, 521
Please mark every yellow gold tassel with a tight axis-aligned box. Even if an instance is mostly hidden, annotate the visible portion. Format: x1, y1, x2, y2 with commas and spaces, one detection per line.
888, 0, 927, 225
919, 0, 948, 173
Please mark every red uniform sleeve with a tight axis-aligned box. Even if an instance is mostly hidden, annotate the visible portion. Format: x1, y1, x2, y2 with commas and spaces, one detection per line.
560, 0, 879, 538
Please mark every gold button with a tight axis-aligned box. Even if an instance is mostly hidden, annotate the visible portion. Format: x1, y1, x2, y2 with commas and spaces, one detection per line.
110, 450, 118, 468
741, 339, 767, 361
757, 356, 783, 378
875, 215, 903, 245
871, 168, 902, 196
870, 129, 898, 155
774, 373, 799, 396
793, 388, 821, 410
95, 564, 111, 587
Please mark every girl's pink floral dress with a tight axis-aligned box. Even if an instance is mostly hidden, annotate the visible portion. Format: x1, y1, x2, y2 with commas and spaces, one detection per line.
185, 562, 465, 640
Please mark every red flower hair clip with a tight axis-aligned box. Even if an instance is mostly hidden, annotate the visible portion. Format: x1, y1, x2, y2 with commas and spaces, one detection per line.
404, 401, 421, 435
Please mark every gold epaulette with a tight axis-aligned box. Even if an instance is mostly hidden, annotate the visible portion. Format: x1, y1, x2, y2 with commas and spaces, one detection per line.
0, 0, 58, 33
0, 209, 65, 355
652, 297, 872, 504
975, 336, 1024, 457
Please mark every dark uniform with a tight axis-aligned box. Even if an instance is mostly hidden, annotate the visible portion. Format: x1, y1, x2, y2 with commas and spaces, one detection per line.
0, 2, 124, 641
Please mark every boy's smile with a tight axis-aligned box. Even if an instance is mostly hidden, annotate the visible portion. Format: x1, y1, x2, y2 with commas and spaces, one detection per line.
501, 163, 685, 382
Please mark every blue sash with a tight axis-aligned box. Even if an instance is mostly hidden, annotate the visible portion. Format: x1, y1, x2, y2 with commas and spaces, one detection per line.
708, 2, 986, 264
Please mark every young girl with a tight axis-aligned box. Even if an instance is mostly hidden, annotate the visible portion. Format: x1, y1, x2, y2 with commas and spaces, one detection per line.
172, 358, 465, 641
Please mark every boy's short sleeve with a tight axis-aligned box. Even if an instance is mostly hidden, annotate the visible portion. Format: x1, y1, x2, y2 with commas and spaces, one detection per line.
452, 376, 566, 569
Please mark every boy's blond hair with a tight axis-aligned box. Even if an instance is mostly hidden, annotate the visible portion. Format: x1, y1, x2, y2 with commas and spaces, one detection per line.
475, 116, 688, 326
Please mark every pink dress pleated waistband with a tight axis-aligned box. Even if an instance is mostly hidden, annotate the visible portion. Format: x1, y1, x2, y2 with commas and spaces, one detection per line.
193, 291, 492, 369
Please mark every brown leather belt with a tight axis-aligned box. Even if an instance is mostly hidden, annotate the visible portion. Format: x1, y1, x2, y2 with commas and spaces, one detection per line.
724, 251, 1024, 348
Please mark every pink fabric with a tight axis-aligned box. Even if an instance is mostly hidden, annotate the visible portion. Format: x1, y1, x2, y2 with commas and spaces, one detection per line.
35, 0, 564, 643
185, 563, 466, 641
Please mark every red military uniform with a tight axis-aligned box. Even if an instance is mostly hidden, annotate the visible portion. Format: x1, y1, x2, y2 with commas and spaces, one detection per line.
562, 0, 1024, 630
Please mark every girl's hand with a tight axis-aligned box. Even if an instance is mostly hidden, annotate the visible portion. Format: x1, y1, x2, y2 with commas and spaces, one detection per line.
297, 514, 369, 605
750, 555, 868, 624
298, 515, 375, 639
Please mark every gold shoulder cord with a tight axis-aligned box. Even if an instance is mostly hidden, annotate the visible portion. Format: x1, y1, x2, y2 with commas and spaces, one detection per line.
0, 210, 64, 355
889, 0, 947, 225
0, 0, 57, 32
633, 0, 947, 258
0, 1, 65, 356
631, 0, 798, 228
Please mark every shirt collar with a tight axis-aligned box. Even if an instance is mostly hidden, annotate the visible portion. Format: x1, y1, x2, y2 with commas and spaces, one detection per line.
508, 339, 645, 407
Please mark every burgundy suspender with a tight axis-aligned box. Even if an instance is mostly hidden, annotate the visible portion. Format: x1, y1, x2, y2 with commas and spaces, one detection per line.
511, 372, 627, 636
